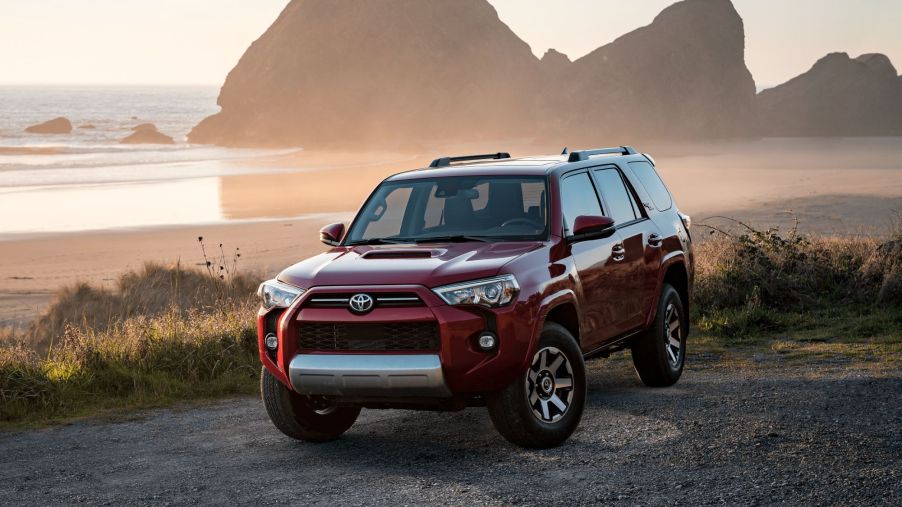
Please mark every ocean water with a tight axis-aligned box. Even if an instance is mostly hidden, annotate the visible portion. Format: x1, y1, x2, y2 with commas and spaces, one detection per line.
0, 86, 305, 237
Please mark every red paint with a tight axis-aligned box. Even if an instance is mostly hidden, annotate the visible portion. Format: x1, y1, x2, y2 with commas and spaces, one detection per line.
259, 154, 693, 402
571, 215, 614, 236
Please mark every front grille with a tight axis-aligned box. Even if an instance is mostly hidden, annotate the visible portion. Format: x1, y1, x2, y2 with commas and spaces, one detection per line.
304, 292, 424, 309
298, 322, 439, 351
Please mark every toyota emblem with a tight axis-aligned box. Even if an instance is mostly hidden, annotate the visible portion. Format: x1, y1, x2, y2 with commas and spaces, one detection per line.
348, 293, 374, 314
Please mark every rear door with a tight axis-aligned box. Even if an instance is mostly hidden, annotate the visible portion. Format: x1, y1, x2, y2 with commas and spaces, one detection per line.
591, 166, 662, 333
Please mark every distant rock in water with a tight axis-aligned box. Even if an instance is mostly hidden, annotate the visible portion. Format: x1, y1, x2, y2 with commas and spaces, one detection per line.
132, 123, 157, 132
189, 0, 542, 148
78, 124, 97, 130
758, 52, 902, 136
25, 117, 72, 134
120, 125, 174, 145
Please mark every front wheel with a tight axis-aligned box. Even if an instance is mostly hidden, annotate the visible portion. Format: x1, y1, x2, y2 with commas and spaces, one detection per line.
631, 283, 687, 387
260, 367, 361, 442
487, 322, 586, 448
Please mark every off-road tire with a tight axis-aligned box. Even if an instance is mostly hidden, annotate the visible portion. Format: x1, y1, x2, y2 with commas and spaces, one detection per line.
486, 322, 586, 449
260, 367, 361, 442
631, 283, 687, 387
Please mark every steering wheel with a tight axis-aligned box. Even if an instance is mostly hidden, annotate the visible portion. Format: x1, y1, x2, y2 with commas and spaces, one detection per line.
500, 217, 543, 229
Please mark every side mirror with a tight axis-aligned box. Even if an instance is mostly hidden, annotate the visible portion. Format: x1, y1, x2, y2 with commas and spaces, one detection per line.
568, 215, 615, 242
320, 223, 345, 246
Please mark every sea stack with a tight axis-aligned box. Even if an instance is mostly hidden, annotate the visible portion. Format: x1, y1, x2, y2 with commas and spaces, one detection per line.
190, 0, 763, 148
120, 124, 175, 144
549, 0, 758, 143
758, 52, 902, 136
189, 0, 542, 148
25, 117, 73, 134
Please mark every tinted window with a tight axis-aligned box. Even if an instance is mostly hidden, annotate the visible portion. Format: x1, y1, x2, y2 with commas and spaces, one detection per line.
629, 161, 672, 211
560, 172, 602, 235
593, 168, 638, 225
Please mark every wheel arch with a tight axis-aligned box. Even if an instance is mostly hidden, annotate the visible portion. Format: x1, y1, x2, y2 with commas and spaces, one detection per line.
525, 290, 580, 370
661, 255, 690, 317
544, 302, 580, 345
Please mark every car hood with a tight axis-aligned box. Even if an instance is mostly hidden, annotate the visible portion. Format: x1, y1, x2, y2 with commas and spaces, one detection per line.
278, 241, 544, 289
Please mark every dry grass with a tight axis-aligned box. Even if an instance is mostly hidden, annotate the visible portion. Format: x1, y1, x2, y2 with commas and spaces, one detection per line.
27, 260, 257, 354
1, 243, 262, 427
693, 220, 902, 338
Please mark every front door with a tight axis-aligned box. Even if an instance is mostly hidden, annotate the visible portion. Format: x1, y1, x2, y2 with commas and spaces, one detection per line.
559, 171, 624, 350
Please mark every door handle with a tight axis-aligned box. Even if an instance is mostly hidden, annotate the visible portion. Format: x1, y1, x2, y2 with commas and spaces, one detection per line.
648, 233, 663, 248
612, 244, 625, 262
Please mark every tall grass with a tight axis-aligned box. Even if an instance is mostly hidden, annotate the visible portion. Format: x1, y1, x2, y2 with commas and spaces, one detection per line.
1, 309, 257, 425
694, 219, 902, 338
1, 240, 262, 426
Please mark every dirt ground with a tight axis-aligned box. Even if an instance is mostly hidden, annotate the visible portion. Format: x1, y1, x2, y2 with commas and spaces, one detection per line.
1, 354, 899, 506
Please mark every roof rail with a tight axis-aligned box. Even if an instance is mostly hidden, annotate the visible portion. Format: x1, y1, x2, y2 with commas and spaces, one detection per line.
429, 152, 511, 168
567, 146, 637, 163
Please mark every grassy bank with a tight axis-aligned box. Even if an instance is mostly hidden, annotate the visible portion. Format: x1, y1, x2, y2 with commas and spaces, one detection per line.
1, 256, 261, 428
2, 227, 901, 428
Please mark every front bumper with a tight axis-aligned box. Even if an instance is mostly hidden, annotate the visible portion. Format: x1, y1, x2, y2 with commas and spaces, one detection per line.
288, 354, 451, 397
258, 284, 540, 397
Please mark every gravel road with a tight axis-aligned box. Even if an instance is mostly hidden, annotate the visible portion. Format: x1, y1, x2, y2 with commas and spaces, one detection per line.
1, 356, 899, 506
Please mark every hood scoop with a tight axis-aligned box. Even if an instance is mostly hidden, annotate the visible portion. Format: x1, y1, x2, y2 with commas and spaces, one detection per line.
361, 248, 444, 259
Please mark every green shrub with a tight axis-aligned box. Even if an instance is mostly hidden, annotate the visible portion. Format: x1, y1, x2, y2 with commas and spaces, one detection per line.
694, 220, 902, 337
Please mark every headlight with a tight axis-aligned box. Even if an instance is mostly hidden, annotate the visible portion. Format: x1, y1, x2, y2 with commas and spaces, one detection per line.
432, 275, 519, 308
257, 279, 304, 310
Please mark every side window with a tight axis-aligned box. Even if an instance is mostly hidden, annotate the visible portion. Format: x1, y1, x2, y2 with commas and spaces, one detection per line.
629, 161, 672, 211
593, 168, 638, 225
560, 172, 602, 235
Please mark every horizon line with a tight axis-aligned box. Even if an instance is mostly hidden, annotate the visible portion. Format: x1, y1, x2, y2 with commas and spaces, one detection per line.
0, 82, 222, 88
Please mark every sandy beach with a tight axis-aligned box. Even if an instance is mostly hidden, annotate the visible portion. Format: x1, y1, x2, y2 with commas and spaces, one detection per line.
2, 138, 902, 329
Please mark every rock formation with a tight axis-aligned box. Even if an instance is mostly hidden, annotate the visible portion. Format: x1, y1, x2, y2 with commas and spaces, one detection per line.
189, 0, 542, 148
120, 125, 175, 144
132, 123, 158, 132
549, 0, 757, 144
194, 0, 902, 147
25, 117, 72, 134
758, 52, 902, 136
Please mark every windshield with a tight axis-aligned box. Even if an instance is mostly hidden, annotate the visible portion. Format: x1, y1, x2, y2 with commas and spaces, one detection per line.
345, 175, 549, 245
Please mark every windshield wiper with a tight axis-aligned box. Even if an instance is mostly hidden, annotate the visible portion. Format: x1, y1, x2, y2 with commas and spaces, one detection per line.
345, 237, 411, 246
412, 235, 493, 244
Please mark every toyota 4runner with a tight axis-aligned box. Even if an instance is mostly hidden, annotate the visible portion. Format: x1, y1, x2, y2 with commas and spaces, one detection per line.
257, 146, 693, 448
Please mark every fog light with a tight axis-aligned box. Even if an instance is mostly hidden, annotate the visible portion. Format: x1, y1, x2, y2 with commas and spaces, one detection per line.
265, 333, 279, 351
477, 332, 497, 351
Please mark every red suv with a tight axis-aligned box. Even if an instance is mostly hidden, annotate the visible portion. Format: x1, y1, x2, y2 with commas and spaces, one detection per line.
257, 147, 693, 448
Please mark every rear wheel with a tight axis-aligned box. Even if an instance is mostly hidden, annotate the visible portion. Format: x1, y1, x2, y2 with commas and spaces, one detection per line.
631, 283, 686, 387
487, 322, 586, 448
260, 367, 360, 442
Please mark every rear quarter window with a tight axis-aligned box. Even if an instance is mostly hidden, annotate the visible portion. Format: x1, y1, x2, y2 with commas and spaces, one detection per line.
629, 161, 672, 211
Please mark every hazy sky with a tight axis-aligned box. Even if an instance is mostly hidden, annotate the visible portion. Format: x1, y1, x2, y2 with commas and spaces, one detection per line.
1, 0, 900, 87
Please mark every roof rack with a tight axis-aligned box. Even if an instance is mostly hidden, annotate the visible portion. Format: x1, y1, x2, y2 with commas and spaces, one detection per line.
428, 152, 511, 168
567, 146, 636, 163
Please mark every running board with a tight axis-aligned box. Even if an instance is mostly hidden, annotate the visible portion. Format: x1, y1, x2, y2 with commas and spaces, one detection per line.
582, 330, 642, 360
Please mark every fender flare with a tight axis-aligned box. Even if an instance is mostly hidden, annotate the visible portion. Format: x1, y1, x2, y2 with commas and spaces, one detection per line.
646, 250, 689, 327
522, 288, 579, 370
